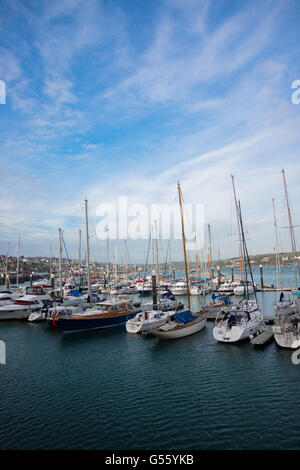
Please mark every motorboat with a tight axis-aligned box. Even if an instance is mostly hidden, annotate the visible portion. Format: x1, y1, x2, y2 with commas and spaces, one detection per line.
0, 289, 22, 306
0, 286, 52, 320
233, 280, 256, 296
171, 281, 187, 296
58, 298, 141, 333
126, 309, 170, 334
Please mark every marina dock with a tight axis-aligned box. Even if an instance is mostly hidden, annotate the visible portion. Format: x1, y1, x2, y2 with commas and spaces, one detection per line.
251, 328, 274, 346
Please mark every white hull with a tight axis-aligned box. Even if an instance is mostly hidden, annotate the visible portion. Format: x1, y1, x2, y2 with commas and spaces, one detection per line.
152, 315, 207, 340
126, 310, 171, 334
172, 289, 187, 296
126, 317, 168, 334
213, 316, 264, 343
233, 286, 254, 296
273, 332, 300, 349
0, 307, 33, 320
190, 287, 199, 296
273, 324, 300, 349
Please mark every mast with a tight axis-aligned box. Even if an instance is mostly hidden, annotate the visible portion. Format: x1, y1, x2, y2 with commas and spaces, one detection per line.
178, 181, 191, 312
84, 199, 92, 302
237, 200, 258, 305
154, 219, 160, 298
272, 198, 281, 297
124, 240, 128, 281
49, 242, 52, 279
231, 174, 243, 281
208, 224, 213, 275
207, 249, 211, 278
282, 169, 299, 289
238, 201, 249, 298
78, 229, 82, 276
58, 228, 63, 299
195, 235, 200, 282
16, 235, 20, 288
5, 242, 10, 289
106, 225, 110, 283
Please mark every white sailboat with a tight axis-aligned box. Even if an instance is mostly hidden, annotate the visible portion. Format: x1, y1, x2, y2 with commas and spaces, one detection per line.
152, 182, 207, 340
213, 176, 264, 343
126, 309, 170, 334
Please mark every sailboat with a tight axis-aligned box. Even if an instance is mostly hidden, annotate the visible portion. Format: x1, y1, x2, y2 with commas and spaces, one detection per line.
213, 176, 264, 343
58, 200, 141, 333
273, 170, 300, 349
152, 182, 207, 340
126, 253, 183, 335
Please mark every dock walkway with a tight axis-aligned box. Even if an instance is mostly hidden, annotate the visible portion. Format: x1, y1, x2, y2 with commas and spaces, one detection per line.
251, 328, 274, 346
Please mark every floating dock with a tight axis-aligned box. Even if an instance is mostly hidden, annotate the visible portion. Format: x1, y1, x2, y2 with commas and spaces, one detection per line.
251, 328, 274, 346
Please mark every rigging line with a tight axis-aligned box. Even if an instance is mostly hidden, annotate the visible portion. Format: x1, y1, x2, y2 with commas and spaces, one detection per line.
62, 235, 76, 283
162, 241, 169, 280
238, 201, 258, 305
140, 231, 152, 299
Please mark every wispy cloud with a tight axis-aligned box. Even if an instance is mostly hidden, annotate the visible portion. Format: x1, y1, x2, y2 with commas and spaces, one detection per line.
0, 0, 300, 260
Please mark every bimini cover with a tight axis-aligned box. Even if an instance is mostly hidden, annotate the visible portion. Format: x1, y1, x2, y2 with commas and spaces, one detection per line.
173, 310, 196, 323
70, 289, 80, 297
161, 290, 175, 301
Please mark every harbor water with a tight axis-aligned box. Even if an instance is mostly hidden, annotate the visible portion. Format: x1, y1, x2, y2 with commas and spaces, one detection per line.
0, 265, 299, 450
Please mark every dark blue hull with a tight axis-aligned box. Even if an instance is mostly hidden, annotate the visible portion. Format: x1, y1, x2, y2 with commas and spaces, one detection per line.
59, 310, 140, 333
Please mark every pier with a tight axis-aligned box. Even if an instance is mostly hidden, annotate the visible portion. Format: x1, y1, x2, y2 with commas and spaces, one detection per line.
251, 328, 274, 346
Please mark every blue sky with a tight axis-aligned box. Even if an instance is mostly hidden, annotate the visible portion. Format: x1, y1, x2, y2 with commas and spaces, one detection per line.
0, 0, 300, 263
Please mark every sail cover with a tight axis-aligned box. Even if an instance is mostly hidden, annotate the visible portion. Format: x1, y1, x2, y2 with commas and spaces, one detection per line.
173, 310, 196, 323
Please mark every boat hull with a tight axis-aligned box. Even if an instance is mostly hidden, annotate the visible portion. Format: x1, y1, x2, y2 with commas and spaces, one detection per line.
213, 318, 264, 343
0, 307, 33, 320
273, 328, 300, 349
59, 310, 139, 333
152, 315, 207, 340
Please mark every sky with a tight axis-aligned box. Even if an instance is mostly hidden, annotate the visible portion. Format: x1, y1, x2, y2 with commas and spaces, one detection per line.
0, 0, 300, 264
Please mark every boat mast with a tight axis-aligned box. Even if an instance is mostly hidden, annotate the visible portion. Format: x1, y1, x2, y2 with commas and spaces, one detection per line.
282, 169, 299, 289
16, 235, 20, 288
106, 225, 110, 283
238, 200, 258, 304
124, 240, 128, 282
177, 181, 191, 312
208, 224, 213, 277
231, 175, 243, 281
84, 199, 92, 302
154, 219, 160, 301
78, 229, 82, 283
272, 198, 281, 297
238, 201, 249, 298
49, 242, 52, 279
58, 228, 63, 299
